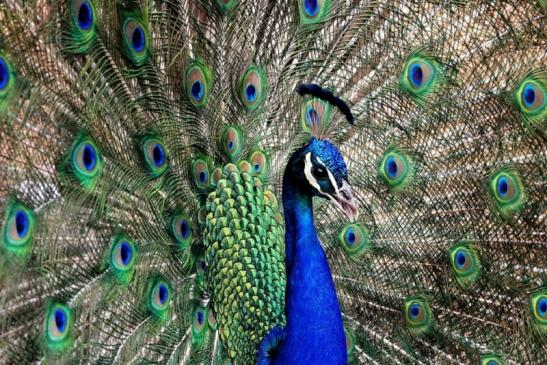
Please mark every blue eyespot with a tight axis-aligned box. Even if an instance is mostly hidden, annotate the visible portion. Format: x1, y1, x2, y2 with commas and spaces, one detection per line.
0, 58, 9, 90
386, 156, 398, 178
77, 1, 93, 30
132, 26, 145, 52
15, 210, 29, 238
158, 283, 168, 305
82, 143, 97, 171
228, 140, 234, 150
245, 84, 257, 102
522, 84, 536, 107
409, 63, 423, 87
119, 241, 132, 265
306, 106, 319, 127
345, 228, 356, 246
538, 298, 547, 317
152, 143, 165, 167
304, 0, 319, 17
197, 309, 204, 324
487, 361, 497, 365
199, 171, 206, 183
455, 250, 467, 269
191, 80, 204, 100
409, 303, 421, 319
54, 308, 67, 333
148, 277, 171, 318
497, 176, 508, 197
180, 219, 190, 240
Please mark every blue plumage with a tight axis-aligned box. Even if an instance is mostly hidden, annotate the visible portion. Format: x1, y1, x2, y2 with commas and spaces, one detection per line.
259, 134, 355, 364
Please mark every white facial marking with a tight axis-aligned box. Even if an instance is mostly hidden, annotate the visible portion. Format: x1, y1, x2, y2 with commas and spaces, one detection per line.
304, 153, 321, 192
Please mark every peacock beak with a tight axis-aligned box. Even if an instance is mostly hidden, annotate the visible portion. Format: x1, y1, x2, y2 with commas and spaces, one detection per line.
326, 180, 358, 221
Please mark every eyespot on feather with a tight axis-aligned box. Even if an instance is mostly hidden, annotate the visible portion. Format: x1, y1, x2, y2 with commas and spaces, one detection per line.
169, 212, 193, 249
121, 16, 149, 65
141, 136, 168, 177
378, 148, 412, 188
529, 288, 547, 333
403, 296, 433, 336
222, 126, 245, 161
488, 168, 526, 219
480, 354, 506, 365
67, 135, 103, 189
239, 66, 268, 110
513, 72, 546, 131
191, 158, 211, 190
248, 150, 270, 177
147, 276, 171, 319
400, 55, 441, 99
448, 242, 481, 289
44, 302, 73, 352
2, 201, 35, 257
0, 54, 16, 108
185, 59, 212, 108
108, 235, 137, 284
338, 224, 370, 257
191, 305, 209, 344
298, 0, 331, 24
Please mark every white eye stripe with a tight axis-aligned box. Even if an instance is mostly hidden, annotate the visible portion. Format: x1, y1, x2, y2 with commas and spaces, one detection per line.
304, 153, 322, 193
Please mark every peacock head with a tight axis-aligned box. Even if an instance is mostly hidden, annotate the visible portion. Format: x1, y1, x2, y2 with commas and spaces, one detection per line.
286, 137, 358, 221
286, 84, 358, 220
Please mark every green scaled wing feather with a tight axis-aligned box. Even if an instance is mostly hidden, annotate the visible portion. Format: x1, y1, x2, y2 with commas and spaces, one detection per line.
0, 1, 546, 365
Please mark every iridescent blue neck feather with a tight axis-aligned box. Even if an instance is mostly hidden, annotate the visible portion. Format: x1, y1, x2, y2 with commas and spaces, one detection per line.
265, 150, 347, 364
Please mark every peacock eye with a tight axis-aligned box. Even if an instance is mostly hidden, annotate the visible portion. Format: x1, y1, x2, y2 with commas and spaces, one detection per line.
192, 305, 209, 341
404, 297, 433, 336
68, 135, 103, 189
223, 126, 245, 161
191, 158, 211, 190
401, 55, 440, 98
121, 16, 148, 65
249, 149, 269, 177
489, 168, 525, 218
312, 165, 328, 179
141, 136, 168, 177
529, 289, 547, 330
75, 0, 94, 30
169, 212, 193, 249
339, 224, 370, 256
2, 201, 35, 256
299, 0, 331, 24
147, 277, 171, 319
517, 79, 545, 114
185, 60, 212, 108
239, 66, 268, 110
407, 61, 434, 90
379, 149, 412, 188
480, 354, 506, 365
0, 56, 11, 91
448, 243, 481, 289
126, 20, 146, 52
108, 235, 137, 283
45, 303, 73, 351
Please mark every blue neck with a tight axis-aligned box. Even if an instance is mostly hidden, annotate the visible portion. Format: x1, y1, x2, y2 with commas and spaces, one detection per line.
270, 170, 347, 364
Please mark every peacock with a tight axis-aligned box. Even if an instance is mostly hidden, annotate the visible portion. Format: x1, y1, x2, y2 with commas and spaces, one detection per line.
0, 0, 546, 364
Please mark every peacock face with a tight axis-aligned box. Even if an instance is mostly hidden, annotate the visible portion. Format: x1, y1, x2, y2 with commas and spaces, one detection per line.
299, 138, 358, 220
